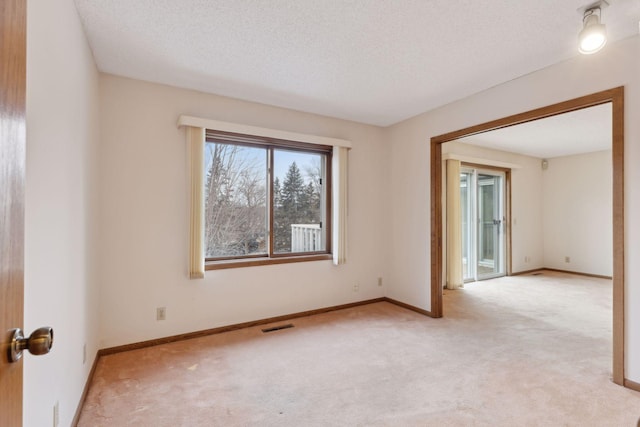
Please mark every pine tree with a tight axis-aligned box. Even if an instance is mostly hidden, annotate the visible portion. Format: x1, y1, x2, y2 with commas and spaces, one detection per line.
273, 177, 282, 210
275, 162, 308, 251
305, 181, 319, 222
273, 177, 288, 252
281, 162, 305, 221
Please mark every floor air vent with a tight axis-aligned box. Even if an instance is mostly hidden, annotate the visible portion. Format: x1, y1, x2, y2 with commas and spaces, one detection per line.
532, 272, 543, 276
262, 324, 294, 333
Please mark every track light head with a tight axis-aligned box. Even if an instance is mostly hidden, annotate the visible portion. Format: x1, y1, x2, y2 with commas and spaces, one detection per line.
579, 7, 607, 54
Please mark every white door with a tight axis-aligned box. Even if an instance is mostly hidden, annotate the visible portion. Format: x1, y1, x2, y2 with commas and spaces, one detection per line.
461, 168, 506, 282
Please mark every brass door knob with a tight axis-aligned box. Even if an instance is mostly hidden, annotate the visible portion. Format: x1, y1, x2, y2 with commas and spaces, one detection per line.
8, 327, 54, 363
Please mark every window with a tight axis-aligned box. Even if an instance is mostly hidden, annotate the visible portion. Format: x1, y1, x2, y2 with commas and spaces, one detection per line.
179, 115, 350, 277
204, 130, 332, 266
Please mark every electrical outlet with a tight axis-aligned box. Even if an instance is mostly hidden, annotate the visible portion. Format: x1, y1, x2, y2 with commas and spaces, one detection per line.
157, 307, 166, 321
83, 343, 86, 365
53, 401, 59, 427
378, 277, 383, 287
353, 283, 359, 292
565, 256, 571, 263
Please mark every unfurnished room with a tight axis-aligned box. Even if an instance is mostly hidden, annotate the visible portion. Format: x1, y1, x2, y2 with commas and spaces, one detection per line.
2, 1, 640, 426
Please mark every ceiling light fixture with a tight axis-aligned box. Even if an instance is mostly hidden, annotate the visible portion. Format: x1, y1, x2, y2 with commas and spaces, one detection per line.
579, 6, 607, 54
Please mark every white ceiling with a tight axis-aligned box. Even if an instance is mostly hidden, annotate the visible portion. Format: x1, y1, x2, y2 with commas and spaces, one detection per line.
455, 103, 612, 159
73, 0, 640, 127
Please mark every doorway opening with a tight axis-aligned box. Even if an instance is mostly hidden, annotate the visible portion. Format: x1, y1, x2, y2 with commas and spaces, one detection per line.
430, 87, 625, 385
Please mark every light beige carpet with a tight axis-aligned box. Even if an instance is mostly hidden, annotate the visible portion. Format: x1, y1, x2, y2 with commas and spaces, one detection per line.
78, 271, 640, 426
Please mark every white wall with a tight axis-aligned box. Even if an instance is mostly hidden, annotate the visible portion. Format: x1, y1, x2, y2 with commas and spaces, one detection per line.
97, 75, 389, 348
24, 1, 100, 426
386, 35, 640, 382
543, 150, 612, 277
443, 142, 544, 274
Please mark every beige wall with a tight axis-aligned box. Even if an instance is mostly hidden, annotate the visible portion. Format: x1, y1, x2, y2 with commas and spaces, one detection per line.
97, 75, 390, 348
543, 150, 612, 277
386, 35, 640, 382
25, 0, 101, 426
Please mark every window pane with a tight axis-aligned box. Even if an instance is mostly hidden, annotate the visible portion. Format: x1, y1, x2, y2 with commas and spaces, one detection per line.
204, 142, 268, 258
273, 149, 325, 254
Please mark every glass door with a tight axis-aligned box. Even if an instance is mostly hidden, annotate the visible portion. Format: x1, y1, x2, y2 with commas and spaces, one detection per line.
476, 173, 505, 280
460, 168, 505, 282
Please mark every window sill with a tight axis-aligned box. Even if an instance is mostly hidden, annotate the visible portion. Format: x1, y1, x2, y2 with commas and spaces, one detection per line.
205, 254, 333, 270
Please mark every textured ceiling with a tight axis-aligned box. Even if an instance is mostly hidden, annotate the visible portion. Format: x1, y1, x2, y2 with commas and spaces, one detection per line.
73, 0, 640, 126
455, 103, 612, 159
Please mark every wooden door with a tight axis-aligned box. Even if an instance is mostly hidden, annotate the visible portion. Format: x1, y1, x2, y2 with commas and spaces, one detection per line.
0, 0, 27, 425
